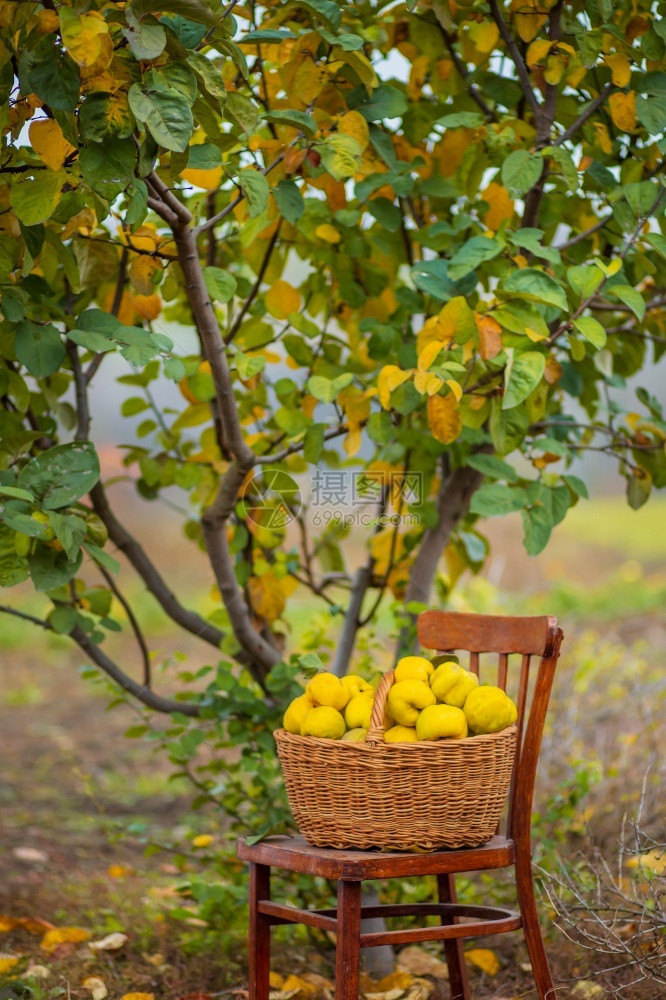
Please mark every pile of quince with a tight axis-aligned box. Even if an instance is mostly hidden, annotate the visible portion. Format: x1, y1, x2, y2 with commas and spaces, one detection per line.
281, 656, 517, 743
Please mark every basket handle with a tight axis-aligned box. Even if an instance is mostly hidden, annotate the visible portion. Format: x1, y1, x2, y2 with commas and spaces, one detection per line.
366, 669, 395, 744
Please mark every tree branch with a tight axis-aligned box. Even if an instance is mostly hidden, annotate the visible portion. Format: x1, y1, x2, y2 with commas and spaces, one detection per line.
195, 153, 286, 235
225, 221, 281, 344
555, 83, 616, 147
555, 214, 613, 250
89, 482, 226, 650
97, 563, 152, 688
489, 0, 541, 120
71, 626, 201, 716
0, 605, 52, 631
434, 22, 497, 121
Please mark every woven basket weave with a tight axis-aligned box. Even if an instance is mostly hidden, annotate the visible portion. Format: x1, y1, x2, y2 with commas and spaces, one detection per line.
275, 669, 517, 851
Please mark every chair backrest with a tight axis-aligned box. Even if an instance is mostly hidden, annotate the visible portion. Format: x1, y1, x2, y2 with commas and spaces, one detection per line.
417, 610, 563, 841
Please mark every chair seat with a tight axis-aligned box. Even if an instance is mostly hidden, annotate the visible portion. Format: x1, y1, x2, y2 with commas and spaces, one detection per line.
237, 833, 515, 880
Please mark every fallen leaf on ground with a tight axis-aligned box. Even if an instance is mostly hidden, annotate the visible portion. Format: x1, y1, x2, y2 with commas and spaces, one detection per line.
25, 963, 50, 979
120, 994, 155, 1000
41, 926, 91, 952
300, 974, 333, 990
88, 931, 128, 951
397, 946, 449, 978
371, 972, 414, 992
12, 847, 48, 863
191, 834, 213, 848
83, 976, 108, 1000
281, 974, 319, 996
177, 994, 214, 1000
143, 951, 168, 970
0, 915, 54, 935
0, 954, 21, 973
570, 982, 605, 999
465, 948, 500, 975
107, 864, 133, 878
364, 990, 404, 1000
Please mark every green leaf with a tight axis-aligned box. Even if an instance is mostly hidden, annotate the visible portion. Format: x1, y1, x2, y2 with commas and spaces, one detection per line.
573, 315, 607, 350
368, 197, 401, 232
14, 321, 66, 378
123, 9, 167, 60
645, 232, 666, 259
469, 483, 528, 516
47, 511, 87, 562
542, 146, 578, 192
79, 92, 136, 143
448, 236, 502, 280
128, 83, 193, 152
348, 83, 407, 121
563, 474, 588, 499
500, 268, 568, 311
9, 171, 64, 227
297, 0, 342, 31
318, 134, 363, 181
0, 524, 29, 586
465, 454, 519, 482
238, 169, 270, 217
79, 138, 137, 200
506, 229, 560, 265
21, 37, 80, 112
501, 149, 543, 196
567, 264, 604, 300
236, 352, 266, 380
264, 109, 317, 136
636, 94, 666, 134
298, 651, 325, 676
48, 605, 78, 635
203, 266, 237, 303
134, 0, 219, 26
225, 91, 261, 133
242, 29, 297, 42
626, 472, 651, 509
607, 284, 646, 320
18, 442, 100, 510
274, 180, 304, 224
28, 545, 83, 591
410, 259, 476, 301
0, 485, 34, 502
503, 350, 546, 410
84, 542, 120, 574
437, 111, 485, 128
307, 373, 353, 403
303, 424, 325, 463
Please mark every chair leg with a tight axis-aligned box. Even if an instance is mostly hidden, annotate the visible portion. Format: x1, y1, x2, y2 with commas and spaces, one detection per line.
437, 874, 470, 1000
336, 880, 362, 1000
249, 862, 271, 1000
516, 853, 556, 1000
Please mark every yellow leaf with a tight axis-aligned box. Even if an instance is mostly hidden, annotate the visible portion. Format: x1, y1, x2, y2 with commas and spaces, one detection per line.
526, 39, 552, 67
526, 326, 548, 342
344, 426, 363, 456
265, 279, 301, 319
269, 972, 284, 988
413, 371, 443, 396
605, 53, 632, 87
294, 60, 327, 105
465, 947, 500, 975
337, 110, 369, 152
59, 9, 109, 68
281, 974, 319, 995
107, 864, 132, 878
370, 527, 406, 576
129, 255, 162, 296
119, 995, 155, 1000
432, 128, 472, 178
315, 223, 341, 244
513, 0, 548, 43
445, 379, 463, 401
544, 53, 566, 86
248, 572, 292, 622
0, 955, 20, 973
626, 849, 666, 875
41, 926, 91, 952
180, 166, 223, 192
474, 313, 502, 360
192, 834, 213, 848
378, 365, 410, 409
609, 91, 636, 132
29, 119, 75, 172
481, 182, 514, 231
132, 293, 162, 321
417, 340, 446, 371
427, 394, 462, 444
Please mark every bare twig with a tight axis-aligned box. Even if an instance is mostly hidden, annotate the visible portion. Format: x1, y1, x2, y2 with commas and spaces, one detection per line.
555, 83, 616, 146
225, 221, 281, 344
97, 563, 152, 689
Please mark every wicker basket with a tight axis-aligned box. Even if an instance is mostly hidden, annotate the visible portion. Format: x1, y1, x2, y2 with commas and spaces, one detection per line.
275, 669, 517, 851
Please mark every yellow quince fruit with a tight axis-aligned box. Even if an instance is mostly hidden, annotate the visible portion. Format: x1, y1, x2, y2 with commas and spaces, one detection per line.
341, 727, 367, 742
416, 704, 468, 741
345, 693, 374, 729
307, 672, 350, 711
394, 655, 434, 683
464, 686, 518, 734
384, 725, 419, 743
341, 674, 373, 698
283, 692, 315, 734
430, 661, 479, 708
387, 679, 436, 726
300, 706, 346, 739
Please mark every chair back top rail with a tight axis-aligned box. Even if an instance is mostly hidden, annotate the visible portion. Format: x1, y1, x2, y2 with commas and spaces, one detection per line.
418, 610, 558, 656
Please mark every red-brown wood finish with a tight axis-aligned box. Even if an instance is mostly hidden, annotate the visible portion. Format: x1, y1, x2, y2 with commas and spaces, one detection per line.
248, 863, 270, 1000
239, 612, 563, 1000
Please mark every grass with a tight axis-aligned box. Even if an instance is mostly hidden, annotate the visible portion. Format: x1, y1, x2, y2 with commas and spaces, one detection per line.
556, 495, 666, 560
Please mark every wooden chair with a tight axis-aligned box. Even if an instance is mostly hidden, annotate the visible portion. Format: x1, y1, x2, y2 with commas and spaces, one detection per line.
237, 611, 564, 1000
